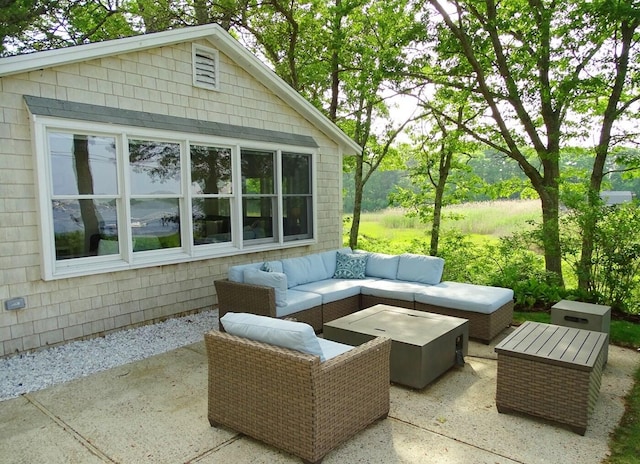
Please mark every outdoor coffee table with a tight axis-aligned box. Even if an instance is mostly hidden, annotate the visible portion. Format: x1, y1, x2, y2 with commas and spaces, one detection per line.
323, 304, 468, 389
494, 321, 607, 435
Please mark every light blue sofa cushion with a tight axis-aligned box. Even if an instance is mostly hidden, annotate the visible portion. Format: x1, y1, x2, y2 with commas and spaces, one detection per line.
276, 289, 323, 317
414, 281, 514, 314
396, 253, 445, 285
294, 278, 380, 304
319, 247, 352, 277
228, 261, 283, 283
318, 338, 354, 360
359, 280, 432, 302
333, 252, 367, 279
362, 252, 400, 279
282, 254, 331, 288
243, 269, 288, 307
220, 312, 325, 361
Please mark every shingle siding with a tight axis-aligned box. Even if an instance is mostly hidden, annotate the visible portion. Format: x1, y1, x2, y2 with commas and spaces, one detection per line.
0, 39, 346, 357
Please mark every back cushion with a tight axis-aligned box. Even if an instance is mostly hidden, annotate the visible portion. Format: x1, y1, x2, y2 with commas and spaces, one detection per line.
228, 261, 283, 283
220, 312, 325, 361
396, 253, 445, 285
364, 252, 400, 279
243, 269, 288, 307
319, 247, 352, 277
281, 254, 330, 288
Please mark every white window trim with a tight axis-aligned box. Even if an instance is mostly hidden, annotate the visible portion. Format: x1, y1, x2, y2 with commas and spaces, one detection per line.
30, 115, 317, 280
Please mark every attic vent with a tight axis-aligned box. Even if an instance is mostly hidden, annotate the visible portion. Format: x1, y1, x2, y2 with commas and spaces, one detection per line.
192, 44, 219, 91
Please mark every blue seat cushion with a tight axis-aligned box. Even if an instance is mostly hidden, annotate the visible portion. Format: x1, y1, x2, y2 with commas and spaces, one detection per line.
414, 281, 514, 314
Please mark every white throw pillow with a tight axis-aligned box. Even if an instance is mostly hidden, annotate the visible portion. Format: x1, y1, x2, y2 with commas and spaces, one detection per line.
243, 268, 288, 307
221, 312, 325, 361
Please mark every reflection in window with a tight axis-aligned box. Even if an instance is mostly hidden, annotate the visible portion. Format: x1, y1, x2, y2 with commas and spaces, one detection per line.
50, 133, 117, 195
129, 140, 181, 195
241, 150, 276, 243
49, 133, 119, 259
190, 145, 232, 194
129, 140, 182, 251
130, 199, 181, 251
53, 199, 119, 259
283, 153, 312, 240
193, 198, 232, 244
191, 145, 232, 245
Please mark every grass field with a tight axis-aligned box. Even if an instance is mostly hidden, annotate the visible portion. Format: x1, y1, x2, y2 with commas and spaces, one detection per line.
353, 199, 541, 242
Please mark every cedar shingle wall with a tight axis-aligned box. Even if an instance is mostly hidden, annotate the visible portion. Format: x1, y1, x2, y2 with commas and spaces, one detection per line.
0, 41, 344, 356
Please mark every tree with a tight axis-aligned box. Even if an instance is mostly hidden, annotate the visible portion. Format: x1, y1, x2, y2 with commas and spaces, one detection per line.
420, 0, 640, 285
223, 0, 428, 249
331, 0, 428, 248
391, 92, 484, 255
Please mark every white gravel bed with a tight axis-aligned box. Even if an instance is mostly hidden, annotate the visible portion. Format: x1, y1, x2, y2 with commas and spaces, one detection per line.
0, 309, 218, 401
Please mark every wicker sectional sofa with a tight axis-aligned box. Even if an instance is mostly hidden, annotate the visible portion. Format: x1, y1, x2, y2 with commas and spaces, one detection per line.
215, 248, 514, 342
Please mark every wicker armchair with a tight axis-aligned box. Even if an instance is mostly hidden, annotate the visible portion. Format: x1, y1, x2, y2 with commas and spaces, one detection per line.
205, 330, 391, 464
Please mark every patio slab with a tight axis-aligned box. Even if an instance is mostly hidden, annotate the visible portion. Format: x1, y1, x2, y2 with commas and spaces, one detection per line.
0, 328, 637, 464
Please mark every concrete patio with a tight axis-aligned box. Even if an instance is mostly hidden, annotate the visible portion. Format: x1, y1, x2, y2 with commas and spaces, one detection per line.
1, 327, 638, 464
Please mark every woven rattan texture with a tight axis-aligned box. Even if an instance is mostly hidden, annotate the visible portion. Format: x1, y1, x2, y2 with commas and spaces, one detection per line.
496, 346, 605, 435
322, 295, 362, 323
205, 330, 391, 463
414, 300, 514, 343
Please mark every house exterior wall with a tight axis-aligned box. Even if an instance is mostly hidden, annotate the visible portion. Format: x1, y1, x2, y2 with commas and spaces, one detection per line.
0, 40, 344, 357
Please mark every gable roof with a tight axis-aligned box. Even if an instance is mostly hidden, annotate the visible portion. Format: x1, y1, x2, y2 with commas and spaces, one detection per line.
0, 24, 361, 155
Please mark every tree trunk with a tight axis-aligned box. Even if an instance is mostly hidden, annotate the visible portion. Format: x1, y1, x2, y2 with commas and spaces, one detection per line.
577, 18, 637, 291
539, 184, 563, 285
430, 144, 452, 256
73, 137, 100, 256
349, 150, 365, 249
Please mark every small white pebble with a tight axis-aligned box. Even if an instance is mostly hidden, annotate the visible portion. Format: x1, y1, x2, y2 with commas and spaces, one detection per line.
0, 310, 218, 401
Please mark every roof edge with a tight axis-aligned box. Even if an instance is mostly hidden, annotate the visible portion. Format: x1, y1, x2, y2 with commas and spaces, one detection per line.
0, 24, 362, 155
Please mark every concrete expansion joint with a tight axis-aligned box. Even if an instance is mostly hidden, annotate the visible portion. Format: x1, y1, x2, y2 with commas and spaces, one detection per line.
387, 415, 526, 464
23, 394, 117, 463
186, 434, 244, 463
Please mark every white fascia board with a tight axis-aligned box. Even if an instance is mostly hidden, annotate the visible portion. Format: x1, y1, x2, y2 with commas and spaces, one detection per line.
0, 25, 219, 77
0, 23, 362, 155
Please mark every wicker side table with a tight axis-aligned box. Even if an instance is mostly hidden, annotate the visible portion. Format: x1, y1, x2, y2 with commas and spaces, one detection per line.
495, 321, 606, 435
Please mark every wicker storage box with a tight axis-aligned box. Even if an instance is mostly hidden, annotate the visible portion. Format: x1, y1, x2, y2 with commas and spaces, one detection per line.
495, 321, 606, 435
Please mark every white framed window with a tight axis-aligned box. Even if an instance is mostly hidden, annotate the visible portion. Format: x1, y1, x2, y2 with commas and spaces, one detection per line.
32, 118, 316, 280
192, 44, 219, 91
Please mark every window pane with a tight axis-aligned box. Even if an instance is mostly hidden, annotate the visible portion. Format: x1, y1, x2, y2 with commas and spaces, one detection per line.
53, 199, 118, 259
284, 196, 312, 239
282, 153, 311, 194
243, 198, 274, 239
50, 133, 117, 196
130, 198, 181, 251
193, 198, 231, 244
190, 145, 232, 194
129, 140, 181, 195
241, 150, 274, 194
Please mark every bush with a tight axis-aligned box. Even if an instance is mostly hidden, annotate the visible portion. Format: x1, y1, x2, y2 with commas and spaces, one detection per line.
562, 202, 640, 314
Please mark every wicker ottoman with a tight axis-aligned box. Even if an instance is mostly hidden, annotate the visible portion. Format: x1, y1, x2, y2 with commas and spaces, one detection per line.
495, 321, 606, 435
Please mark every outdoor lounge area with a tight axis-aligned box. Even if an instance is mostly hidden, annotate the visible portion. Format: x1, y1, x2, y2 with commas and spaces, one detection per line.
0, 310, 637, 464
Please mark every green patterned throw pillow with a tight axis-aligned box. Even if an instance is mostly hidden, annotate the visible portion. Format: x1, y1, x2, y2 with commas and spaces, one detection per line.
333, 252, 367, 279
